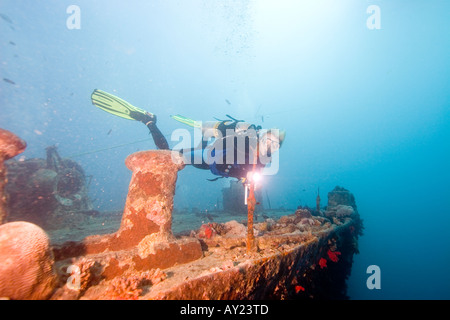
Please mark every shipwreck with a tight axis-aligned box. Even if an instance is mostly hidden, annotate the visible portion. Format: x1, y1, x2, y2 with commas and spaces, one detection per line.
0, 128, 363, 300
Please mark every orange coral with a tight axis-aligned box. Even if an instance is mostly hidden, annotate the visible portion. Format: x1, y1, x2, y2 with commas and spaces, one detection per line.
105, 275, 143, 300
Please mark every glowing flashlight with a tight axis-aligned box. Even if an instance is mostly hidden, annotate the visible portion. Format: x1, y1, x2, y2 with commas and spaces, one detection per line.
244, 171, 262, 205
247, 171, 262, 184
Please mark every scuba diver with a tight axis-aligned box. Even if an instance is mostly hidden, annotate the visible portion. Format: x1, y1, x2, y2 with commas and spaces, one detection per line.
91, 89, 285, 182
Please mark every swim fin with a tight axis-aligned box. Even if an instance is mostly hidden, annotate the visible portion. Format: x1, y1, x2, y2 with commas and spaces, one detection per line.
91, 89, 152, 122
170, 114, 202, 128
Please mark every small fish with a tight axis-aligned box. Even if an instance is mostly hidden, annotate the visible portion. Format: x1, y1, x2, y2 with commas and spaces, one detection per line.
225, 99, 231, 105
107, 129, 112, 135
9, 41, 15, 46
0, 13, 13, 24
3, 78, 16, 85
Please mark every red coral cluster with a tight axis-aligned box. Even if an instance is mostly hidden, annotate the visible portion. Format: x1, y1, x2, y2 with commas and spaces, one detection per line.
198, 223, 215, 239
319, 258, 327, 269
318, 249, 341, 270
295, 285, 305, 293
327, 249, 341, 263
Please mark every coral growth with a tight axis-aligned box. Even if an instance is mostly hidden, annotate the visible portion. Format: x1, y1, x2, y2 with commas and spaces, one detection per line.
60, 258, 99, 293
0, 221, 57, 299
327, 249, 341, 263
0, 128, 26, 224
295, 208, 312, 219
335, 205, 355, 218
223, 220, 247, 238
319, 258, 327, 269
104, 269, 167, 300
327, 186, 356, 208
295, 285, 305, 293
197, 223, 215, 239
325, 186, 358, 218
0, 128, 26, 162
104, 276, 143, 300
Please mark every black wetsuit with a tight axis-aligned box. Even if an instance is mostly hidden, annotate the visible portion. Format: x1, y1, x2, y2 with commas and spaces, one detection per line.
135, 112, 169, 150
146, 121, 169, 150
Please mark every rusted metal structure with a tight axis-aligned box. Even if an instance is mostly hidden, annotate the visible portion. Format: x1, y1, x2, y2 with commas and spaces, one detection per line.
0, 129, 363, 300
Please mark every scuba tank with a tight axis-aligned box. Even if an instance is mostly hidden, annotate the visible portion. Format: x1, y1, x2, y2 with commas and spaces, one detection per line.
200, 115, 259, 139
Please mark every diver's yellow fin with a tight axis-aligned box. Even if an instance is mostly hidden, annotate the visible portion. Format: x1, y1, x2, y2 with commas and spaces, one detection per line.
170, 114, 202, 128
91, 89, 151, 121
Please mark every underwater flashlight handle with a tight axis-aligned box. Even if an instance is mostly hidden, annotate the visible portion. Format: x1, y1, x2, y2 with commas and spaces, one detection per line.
244, 184, 248, 205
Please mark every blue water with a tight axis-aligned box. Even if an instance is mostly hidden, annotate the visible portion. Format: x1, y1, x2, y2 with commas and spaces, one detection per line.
0, 0, 449, 299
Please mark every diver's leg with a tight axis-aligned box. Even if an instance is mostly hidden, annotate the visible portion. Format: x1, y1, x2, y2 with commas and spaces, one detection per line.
180, 148, 210, 169
141, 113, 170, 150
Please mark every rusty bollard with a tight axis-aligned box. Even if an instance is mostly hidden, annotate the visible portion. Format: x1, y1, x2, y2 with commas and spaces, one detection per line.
117, 150, 185, 252
75, 150, 185, 253
0, 129, 26, 225
54, 150, 204, 271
